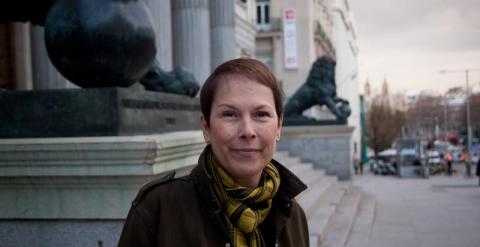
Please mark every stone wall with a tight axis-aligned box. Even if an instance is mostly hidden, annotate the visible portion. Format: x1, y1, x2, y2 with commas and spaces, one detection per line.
277, 125, 354, 180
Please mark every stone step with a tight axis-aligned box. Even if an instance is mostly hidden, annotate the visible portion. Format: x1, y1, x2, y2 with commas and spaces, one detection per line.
273, 151, 292, 161
320, 186, 363, 247
274, 151, 322, 181
294, 163, 325, 177
307, 182, 350, 247
289, 163, 315, 179
297, 175, 338, 218
300, 168, 329, 185
274, 155, 302, 168
283, 157, 304, 167
274, 150, 289, 155
344, 194, 376, 247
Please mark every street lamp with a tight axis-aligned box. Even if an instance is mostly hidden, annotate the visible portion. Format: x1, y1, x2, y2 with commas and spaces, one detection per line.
440, 69, 480, 177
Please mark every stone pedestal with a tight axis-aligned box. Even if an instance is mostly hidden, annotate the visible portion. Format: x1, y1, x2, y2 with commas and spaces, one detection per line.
0, 87, 200, 138
277, 125, 354, 180
0, 131, 205, 247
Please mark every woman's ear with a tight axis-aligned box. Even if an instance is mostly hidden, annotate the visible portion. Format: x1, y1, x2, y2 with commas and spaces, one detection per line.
200, 114, 210, 144
277, 113, 284, 141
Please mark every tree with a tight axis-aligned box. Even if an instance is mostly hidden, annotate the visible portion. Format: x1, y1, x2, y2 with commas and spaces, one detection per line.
404, 94, 443, 139
444, 87, 467, 140
458, 92, 480, 140
366, 95, 405, 157
446, 86, 464, 97
470, 92, 480, 137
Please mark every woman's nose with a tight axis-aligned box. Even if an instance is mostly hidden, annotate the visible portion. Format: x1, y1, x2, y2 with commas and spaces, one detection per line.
239, 118, 256, 139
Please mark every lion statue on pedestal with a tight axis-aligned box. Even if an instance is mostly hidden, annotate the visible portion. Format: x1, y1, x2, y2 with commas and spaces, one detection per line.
284, 56, 351, 123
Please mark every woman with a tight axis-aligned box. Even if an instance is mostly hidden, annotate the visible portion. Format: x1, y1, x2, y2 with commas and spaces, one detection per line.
118, 58, 309, 246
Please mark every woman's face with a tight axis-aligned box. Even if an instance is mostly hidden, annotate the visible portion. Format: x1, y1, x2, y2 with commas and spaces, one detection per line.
200, 76, 282, 187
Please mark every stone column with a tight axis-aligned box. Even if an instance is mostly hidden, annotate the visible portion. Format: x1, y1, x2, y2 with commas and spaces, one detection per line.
11, 23, 33, 90
172, 0, 211, 84
209, 0, 236, 69
30, 25, 77, 90
142, 0, 173, 70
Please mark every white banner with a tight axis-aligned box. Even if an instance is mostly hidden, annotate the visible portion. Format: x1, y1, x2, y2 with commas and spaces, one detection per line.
283, 8, 298, 69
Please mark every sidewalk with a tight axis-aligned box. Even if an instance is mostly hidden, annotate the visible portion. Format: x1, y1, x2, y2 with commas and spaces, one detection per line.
351, 170, 480, 247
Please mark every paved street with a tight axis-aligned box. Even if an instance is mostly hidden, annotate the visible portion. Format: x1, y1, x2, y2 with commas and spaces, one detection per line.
351, 165, 480, 247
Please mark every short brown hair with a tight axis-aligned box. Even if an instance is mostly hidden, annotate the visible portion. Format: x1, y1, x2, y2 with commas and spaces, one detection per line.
200, 58, 284, 125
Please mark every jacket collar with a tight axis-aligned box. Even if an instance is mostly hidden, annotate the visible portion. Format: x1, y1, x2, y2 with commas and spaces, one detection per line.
270, 158, 308, 199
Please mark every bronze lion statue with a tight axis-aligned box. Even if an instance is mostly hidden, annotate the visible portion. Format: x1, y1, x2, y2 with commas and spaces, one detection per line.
284, 56, 351, 122
140, 60, 200, 97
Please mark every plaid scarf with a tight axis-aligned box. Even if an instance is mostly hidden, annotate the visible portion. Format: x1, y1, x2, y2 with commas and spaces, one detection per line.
206, 149, 281, 247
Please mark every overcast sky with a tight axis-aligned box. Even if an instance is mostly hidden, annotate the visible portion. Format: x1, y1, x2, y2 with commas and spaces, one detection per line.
350, 0, 480, 95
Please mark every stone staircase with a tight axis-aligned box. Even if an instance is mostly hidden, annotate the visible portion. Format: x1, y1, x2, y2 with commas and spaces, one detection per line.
274, 151, 376, 247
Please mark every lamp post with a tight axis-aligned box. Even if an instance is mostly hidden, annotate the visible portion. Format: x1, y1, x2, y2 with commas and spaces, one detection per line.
443, 96, 448, 151
440, 69, 480, 177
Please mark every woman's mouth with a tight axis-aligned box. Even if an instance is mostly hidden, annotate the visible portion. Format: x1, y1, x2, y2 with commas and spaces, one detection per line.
231, 148, 261, 156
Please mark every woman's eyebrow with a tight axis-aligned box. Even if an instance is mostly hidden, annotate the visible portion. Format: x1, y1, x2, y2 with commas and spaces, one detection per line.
215, 103, 237, 109
255, 105, 274, 110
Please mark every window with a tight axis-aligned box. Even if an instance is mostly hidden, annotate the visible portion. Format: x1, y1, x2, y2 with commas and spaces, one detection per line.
265, 5, 269, 23
257, 6, 261, 24
256, 1, 271, 31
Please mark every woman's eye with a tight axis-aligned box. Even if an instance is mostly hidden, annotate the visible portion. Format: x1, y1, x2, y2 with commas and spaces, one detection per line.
255, 111, 271, 118
221, 111, 235, 117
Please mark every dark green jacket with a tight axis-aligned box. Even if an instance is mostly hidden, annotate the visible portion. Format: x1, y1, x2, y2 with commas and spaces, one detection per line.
118, 148, 309, 247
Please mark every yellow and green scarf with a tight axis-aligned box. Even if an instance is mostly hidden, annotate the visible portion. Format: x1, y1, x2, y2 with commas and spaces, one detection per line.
206, 150, 281, 247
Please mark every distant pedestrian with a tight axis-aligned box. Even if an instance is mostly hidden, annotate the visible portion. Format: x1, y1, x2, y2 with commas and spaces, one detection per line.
353, 158, 359, 175
359, 160, 364, 175
461, 151, 470, 176
445, 153, 453, 176
392, 161, 398, 174
476, 157, 480, 186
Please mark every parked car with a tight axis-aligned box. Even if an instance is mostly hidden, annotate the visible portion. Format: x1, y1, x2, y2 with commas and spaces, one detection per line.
371, 159, 397, 175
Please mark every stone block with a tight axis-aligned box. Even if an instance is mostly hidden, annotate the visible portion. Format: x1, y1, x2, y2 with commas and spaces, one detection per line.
278, 126, 354, 180
0, 131, 205, 246
327, 138, 349, 149
0, 87, 200, 138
